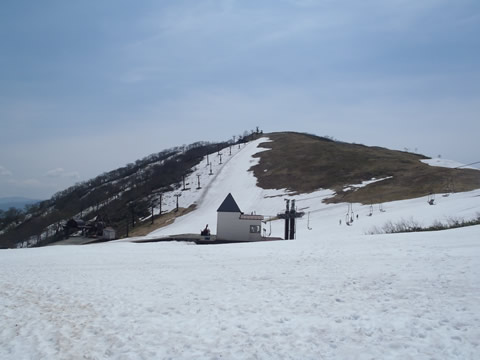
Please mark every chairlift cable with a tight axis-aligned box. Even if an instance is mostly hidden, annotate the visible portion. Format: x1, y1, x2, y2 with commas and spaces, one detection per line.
454, 161, 480, 169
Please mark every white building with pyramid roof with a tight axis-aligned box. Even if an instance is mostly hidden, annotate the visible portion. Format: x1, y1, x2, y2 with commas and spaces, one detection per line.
216, 193, 264, 242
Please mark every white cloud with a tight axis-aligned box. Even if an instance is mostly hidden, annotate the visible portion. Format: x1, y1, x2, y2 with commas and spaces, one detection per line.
0, 165, 12, 177
44, 168, 80, 179
63, 171, 80, 179
45, 168, 65, 178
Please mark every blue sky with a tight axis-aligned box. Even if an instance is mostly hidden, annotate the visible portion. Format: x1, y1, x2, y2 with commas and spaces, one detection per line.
1, 0, 479, 199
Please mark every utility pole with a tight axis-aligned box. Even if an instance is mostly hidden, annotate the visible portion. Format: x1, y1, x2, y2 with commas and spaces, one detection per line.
229, 146, 232, 156
151, 203, 154, 224
209, 163, 213, 175
127, 203, 135, 228
159, 193, 163, 216
207, 153, 209, 166
174, 194, 181, 212
131, 206, 135, 228
219, 153, 222, 164
284, 199, 290, 240
196, 174, 201, 189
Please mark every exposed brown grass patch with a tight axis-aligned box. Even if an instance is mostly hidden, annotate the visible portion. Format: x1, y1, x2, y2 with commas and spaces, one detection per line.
125, 204, 197, 237
252, 132, 480, 204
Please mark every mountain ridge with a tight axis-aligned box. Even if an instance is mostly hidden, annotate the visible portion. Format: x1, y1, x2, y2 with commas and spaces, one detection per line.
0, 197, 41, 211
1, 131, 479, 248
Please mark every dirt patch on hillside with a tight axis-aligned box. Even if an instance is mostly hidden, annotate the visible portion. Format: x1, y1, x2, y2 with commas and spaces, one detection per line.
126, 204, 197, 237
252, 132, 480, 204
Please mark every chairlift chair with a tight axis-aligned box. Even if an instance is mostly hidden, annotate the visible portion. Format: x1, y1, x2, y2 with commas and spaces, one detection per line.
368, 204, 373, 216
347, 203, 354, 220
262, 219, 273, 236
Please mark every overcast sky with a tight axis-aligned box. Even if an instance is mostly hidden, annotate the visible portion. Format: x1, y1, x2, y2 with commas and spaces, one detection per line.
1, 0, 479, 199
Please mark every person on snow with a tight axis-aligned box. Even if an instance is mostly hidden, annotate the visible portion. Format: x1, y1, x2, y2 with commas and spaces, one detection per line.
201, 224, 210, 236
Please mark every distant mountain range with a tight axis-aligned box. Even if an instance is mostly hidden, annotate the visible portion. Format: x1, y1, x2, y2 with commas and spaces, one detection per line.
0, 197, 40, 211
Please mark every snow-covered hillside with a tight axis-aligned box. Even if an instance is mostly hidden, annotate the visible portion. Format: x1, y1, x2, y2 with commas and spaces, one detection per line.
1, 138, 479, 359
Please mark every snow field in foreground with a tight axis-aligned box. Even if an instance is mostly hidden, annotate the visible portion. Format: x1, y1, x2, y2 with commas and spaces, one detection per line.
1, 227, 480, 359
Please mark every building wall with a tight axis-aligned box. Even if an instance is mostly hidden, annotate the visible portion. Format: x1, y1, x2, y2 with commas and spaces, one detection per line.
217, 212, 262, 241
102, 228, 116, 240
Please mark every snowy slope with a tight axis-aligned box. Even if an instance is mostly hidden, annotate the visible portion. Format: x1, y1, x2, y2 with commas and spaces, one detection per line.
1, 138, 480, 359
421, 158, 479, 170
147, 142, 252, 218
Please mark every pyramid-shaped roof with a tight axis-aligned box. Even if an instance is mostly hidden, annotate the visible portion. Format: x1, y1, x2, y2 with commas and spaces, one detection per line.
217, 193, 242, 213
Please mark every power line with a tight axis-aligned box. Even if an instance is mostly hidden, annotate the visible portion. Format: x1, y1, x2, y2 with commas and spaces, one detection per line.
295, 195, 328, 202
454, 161, 480, 169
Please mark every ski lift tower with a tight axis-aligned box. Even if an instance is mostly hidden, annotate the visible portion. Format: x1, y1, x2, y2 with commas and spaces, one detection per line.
277, 199, 305, 239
